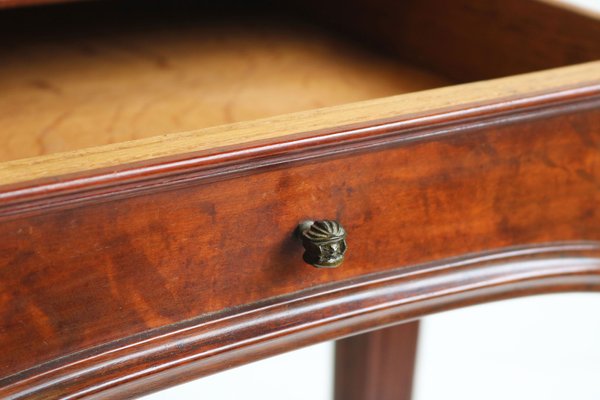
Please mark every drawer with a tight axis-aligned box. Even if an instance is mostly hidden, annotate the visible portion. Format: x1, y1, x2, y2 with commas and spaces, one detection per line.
1, 0, 600, 398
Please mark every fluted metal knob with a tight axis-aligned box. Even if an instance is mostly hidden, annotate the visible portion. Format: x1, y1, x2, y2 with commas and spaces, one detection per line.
296, 220, 347, 268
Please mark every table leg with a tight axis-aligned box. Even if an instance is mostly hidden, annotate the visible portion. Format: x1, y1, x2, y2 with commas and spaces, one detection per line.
334, 321, 420, 400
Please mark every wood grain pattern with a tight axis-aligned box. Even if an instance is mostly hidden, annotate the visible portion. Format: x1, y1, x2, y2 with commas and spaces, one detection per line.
1, 1, 599, 398
334, 322, 420, 400
1, 61, 599, 188
1, 0, 600, 185
0, 15, 448, 162
1, 92, 599, 397
2, 244, 600, 399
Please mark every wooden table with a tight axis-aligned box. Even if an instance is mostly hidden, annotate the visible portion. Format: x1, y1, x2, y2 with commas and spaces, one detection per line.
0, 0, 599, 398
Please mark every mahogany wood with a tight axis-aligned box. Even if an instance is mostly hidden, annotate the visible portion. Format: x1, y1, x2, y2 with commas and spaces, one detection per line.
304, 0, 600, 82
3, 0, 600, 162
2, 244, 600, 399
2, 61, 598, 189
1, 88, 599, 398
334, 322, 420, 400
0, 1, 599, 399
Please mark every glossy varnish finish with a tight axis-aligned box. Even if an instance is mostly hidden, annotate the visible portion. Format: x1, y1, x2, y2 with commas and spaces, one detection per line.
3, 244, 600, 398
1, 88, 599, 397
2, 0, 600, 164
1, 61, 598, 189
0, 0, 599, 398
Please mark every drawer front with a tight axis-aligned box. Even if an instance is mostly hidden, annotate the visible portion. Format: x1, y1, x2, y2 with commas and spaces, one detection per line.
1, 94, 600, 396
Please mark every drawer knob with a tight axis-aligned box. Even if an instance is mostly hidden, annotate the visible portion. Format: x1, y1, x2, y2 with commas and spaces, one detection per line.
297, 220, 347, 268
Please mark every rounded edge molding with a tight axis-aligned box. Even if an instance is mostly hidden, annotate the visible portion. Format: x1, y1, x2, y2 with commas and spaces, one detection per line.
3, 241, 600, 399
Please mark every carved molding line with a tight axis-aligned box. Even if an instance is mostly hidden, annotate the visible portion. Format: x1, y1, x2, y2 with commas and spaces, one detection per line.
3, 241, 600, 399
1, 86, 599, 219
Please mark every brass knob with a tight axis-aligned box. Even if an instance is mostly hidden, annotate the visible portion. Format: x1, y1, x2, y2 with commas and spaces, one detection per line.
296, 220, 347, 268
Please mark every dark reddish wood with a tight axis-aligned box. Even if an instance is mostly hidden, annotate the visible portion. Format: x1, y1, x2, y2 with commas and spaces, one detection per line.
0, 87, 599, 398
335, 322, 420, 400
2, 84, 598, 215
1, 3, 599, 397
2, 244, 600, 399
2, 0, 599, 83
304, 0, 600, 82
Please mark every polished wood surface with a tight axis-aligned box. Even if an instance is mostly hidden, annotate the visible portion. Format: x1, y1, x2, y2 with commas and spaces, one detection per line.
1, 0, 600, 184
307, 0, 600, 82
3, 245, 600, 399
0, 15, 448, 162
1, 61, 599, 188
335, 322, 420, 400
1, 89, 599, 397
0, 0, 599, 398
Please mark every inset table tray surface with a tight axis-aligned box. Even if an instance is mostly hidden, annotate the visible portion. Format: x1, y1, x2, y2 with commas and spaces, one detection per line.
0, 0, 599, 398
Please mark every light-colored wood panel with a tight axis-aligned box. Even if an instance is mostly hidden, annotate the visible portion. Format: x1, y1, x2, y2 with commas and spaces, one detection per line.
0, 20, 448, 162
1, 61, 599, 186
